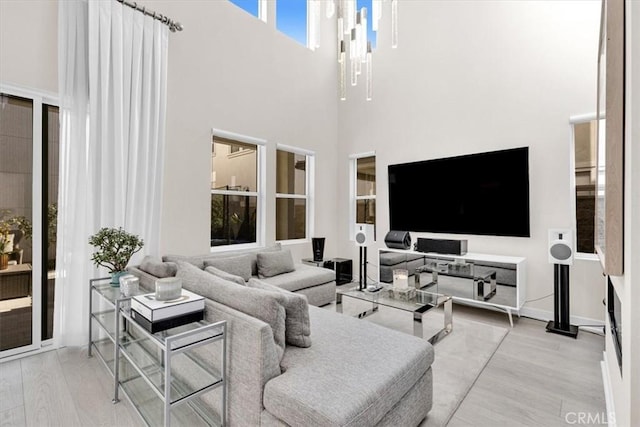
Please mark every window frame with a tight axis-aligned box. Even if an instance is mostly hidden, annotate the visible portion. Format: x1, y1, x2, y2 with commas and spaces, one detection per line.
569, 113, 601, 261
227, 0, 318, 50
349, 151, 376, 243
210, 128, 266, 252
275, 143, 315, 244
0, 82, 59, 358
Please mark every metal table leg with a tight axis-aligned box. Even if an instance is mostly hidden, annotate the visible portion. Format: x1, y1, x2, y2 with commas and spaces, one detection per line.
337, 291, 379, 318
414, 296, 453, 345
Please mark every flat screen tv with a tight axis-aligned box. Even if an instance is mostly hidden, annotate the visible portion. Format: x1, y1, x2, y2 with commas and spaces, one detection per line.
388, 147, 530, 237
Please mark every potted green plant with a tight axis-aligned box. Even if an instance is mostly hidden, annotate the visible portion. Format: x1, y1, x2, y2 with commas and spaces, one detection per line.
46, 203, 58, 271
0, 215, 11, 270
0, 209, 33, 269
89, 227, 144, 285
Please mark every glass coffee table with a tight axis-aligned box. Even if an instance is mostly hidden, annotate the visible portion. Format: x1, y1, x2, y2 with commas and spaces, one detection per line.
336, 285, 452, 344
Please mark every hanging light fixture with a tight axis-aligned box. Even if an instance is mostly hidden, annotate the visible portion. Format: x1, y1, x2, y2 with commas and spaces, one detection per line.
325, 0, 398, 101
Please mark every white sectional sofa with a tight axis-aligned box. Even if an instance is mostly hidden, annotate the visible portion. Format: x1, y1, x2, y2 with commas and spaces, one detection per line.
129, 243, 337, 307
127, 245, 435, 426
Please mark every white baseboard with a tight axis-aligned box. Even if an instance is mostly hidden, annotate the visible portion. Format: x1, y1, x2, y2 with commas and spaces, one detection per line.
518, 306, 605, 335
601, 351, 616, 427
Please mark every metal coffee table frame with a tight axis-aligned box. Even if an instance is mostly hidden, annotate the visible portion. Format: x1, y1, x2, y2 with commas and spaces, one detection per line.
336, 286, 453, 344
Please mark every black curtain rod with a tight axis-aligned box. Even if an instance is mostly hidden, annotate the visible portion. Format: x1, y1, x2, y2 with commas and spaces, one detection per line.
116, 0, 183, 32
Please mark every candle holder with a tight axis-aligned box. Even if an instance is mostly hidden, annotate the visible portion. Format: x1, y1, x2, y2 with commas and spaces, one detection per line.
393, 269, 409, 289
119, 274, 140, 297
155, 277, 182, 301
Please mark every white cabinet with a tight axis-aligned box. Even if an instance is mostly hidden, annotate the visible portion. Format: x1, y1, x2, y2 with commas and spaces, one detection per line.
378, 248, 526, 326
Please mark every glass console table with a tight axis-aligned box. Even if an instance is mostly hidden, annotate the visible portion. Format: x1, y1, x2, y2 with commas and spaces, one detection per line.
336, 284, 452, 345
89, 278, 227, 426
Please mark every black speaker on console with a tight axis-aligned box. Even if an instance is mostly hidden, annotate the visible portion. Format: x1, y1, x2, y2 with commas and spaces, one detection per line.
384, 231, 411, 250
416, 238, 468, 255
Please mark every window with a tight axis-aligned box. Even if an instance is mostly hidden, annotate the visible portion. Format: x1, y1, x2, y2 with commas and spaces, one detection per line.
229, 145, 249, 155
276, 146, 313, 241
228, 0, 320, 49
211, 133, 264, 248
571, 117, 598, 255
357, 0, 377, 48
0, 88, 59, 356
350, 153, 376, 240
276, 0, 308, 47
228, 0, 267, 22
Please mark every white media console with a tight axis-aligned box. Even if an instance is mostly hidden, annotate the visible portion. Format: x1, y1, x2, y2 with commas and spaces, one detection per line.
378, 248, 527, 326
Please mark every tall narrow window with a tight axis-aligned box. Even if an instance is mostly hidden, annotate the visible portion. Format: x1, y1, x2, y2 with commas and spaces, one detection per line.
572, 119, 597, 254
276, 147, 312, 241
43, 104, 59, 340
211, 135, 260, 247
0, 90, 59, 355
351, 154, 376, 239
229, 0, 259, 18
276, 0, 308, 46
357, 0, 377, 48
0, 95, 34, 352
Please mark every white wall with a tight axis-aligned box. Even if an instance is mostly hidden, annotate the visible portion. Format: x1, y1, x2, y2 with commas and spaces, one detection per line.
0, 0, 57, 92
336, 0, 605, 321
0, 0, 339, 264
147, 1, 339, 261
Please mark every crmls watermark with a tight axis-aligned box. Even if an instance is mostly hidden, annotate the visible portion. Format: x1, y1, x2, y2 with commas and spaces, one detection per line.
565, 412, 615, 425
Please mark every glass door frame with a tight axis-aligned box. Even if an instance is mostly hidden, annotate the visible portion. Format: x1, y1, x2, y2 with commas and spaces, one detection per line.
0, 82, 59, 360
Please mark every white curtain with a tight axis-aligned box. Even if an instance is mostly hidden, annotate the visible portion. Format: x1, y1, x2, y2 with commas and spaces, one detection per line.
57, 0, 168, 346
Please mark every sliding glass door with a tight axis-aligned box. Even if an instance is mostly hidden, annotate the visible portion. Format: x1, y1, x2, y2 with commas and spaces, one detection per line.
0, 88, 58, 357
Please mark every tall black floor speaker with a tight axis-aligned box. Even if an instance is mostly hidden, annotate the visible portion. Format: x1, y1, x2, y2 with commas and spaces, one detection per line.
358, 247, 367, 291
546, 229, 578, 338
545, 264, 579, 338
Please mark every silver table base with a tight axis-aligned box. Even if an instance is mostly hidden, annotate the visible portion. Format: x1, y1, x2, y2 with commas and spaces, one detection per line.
336, 291, 453, 344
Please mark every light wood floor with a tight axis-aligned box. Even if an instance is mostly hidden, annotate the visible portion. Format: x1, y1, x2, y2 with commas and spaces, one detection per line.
0, 304, 606, 427
445, 306, 606, 427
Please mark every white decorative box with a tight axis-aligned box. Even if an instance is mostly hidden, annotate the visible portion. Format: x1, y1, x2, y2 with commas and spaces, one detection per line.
131, 289, 205, 322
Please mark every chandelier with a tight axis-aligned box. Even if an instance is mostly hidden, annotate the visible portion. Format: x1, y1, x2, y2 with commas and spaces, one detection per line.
312, 0, 398, 101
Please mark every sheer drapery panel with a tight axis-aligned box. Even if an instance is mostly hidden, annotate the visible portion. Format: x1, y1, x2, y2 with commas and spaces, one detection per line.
57, 0, 168, 346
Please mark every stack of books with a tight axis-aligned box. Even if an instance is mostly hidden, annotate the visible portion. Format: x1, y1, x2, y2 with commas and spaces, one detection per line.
131, 289, 205, 333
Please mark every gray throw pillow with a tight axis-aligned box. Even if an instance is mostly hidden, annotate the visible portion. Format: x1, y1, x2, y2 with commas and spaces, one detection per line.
247, 243, 282, 276
204, 265, 246, 286
139, 255, 177, 278
176, 261, 286, 361
204, 254, 252, 282
247, 279, 311, 348
257, 249, 295, 279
